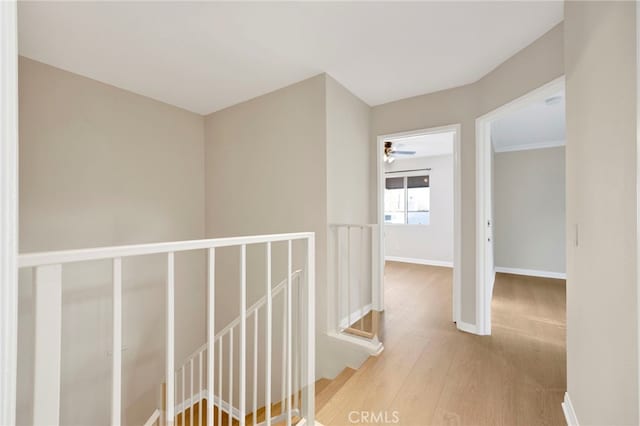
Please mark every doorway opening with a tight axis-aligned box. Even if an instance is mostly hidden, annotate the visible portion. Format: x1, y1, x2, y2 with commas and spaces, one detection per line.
376, 124, 462, 331
476, 77, 566, 335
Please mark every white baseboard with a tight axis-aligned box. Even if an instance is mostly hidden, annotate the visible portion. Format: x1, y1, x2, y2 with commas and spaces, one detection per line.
494, 266, 566, 280
456, 320, 478, 334
562, 392, 579, 426
385, 256, 453, 268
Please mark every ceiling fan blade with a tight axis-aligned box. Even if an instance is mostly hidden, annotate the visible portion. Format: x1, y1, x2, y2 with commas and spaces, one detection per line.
392, 150, 416, 155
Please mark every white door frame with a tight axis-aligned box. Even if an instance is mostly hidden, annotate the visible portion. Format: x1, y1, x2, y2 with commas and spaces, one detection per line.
636, 4, 640, 421
475, 76, 565, 335
376, 124, 462, 324
0, 1, 19, 425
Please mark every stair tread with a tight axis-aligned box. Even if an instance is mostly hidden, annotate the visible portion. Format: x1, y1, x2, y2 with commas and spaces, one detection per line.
315, 367, 357, 412
316, 357, 378, 422
315, 378, 332, 395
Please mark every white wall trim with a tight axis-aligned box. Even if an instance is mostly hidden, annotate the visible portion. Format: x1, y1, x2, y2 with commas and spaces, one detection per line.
494, 139, 565, 153
0, 2, 19, 425
326, 331, 384, 356
338, 303, 372, 329
210, 395, 241, 420
476, 76, 566, 337
495, 266, 566, 280
562, 392, 580, 426
385, 256, 453, 268
142, 409, 161, 426
377, 124, 462, 324
456, 320, 478, 335
636, 3, 640, 422
175, 389, 242, 420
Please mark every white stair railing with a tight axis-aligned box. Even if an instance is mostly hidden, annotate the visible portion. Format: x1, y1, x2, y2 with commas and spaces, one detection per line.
17, 232, 315, 426
143, 409, 161, 426
329, 224, 381, 341
172, 270, 304, 426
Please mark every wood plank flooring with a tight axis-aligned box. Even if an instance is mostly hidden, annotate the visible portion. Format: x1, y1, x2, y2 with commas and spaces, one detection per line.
317, 262, 566, 426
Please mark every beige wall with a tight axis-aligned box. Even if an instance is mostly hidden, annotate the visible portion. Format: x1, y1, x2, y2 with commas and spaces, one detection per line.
494, 147, 565, 274
203, 74, 327, 324
372, 23, 564, 325
326, 75, 371, 226
565, 2, 638, 424
17, 57, 206, 426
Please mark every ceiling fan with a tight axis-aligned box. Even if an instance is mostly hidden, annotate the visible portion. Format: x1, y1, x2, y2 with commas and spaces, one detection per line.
384, 141, 416, 163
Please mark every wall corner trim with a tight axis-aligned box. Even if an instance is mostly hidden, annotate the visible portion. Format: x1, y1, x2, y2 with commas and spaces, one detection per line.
562, 392, 580, 426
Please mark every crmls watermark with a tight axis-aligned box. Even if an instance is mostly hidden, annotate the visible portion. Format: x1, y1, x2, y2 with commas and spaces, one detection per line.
348, 410, 400, 424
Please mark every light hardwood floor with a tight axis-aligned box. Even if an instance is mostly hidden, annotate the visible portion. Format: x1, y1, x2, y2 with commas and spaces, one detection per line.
317, 262, 566, 426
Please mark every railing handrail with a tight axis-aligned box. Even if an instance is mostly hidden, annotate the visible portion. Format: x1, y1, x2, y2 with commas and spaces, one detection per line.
142, 408, 160, 426
17, 232, 314, 268
179, 269, 302, 365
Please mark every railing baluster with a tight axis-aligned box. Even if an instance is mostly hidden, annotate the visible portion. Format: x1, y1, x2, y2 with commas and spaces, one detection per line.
182, 366, 185, 424
336, 227, 342, 333
360, 226, 366, 331
303, 236, 316, 424
218, 339, 223, 426
240, 245, 247, 426
286, 240, 292, 426
167, 252, 175, 425
293, 274, 300, 413
265, 243, 272, 426
229, 329, 234, 426
112, 258, 122, 426
280, 285, 286, 412
253, 309, 258, 426
207, 248, 215, 426
346, 226, 351, 328
371, 226, 380, 339
174, 372, 178, 425
198, 350, 203, 426
371, 225, 380, 313
190, 358, 194, 426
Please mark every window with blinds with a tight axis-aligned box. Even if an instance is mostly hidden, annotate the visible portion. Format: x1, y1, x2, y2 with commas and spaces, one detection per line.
384, 174, 430, 225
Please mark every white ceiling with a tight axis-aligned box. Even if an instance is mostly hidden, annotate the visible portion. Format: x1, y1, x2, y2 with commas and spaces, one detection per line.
389, 131, 454, 158
18, 2, 563, 115
491, 91, 565, 152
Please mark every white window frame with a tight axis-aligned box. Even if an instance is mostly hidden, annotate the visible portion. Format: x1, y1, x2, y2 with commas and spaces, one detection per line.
384, 170, 430, 226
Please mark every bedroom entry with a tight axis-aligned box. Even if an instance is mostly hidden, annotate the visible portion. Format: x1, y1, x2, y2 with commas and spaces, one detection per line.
376, 124, 462, 328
